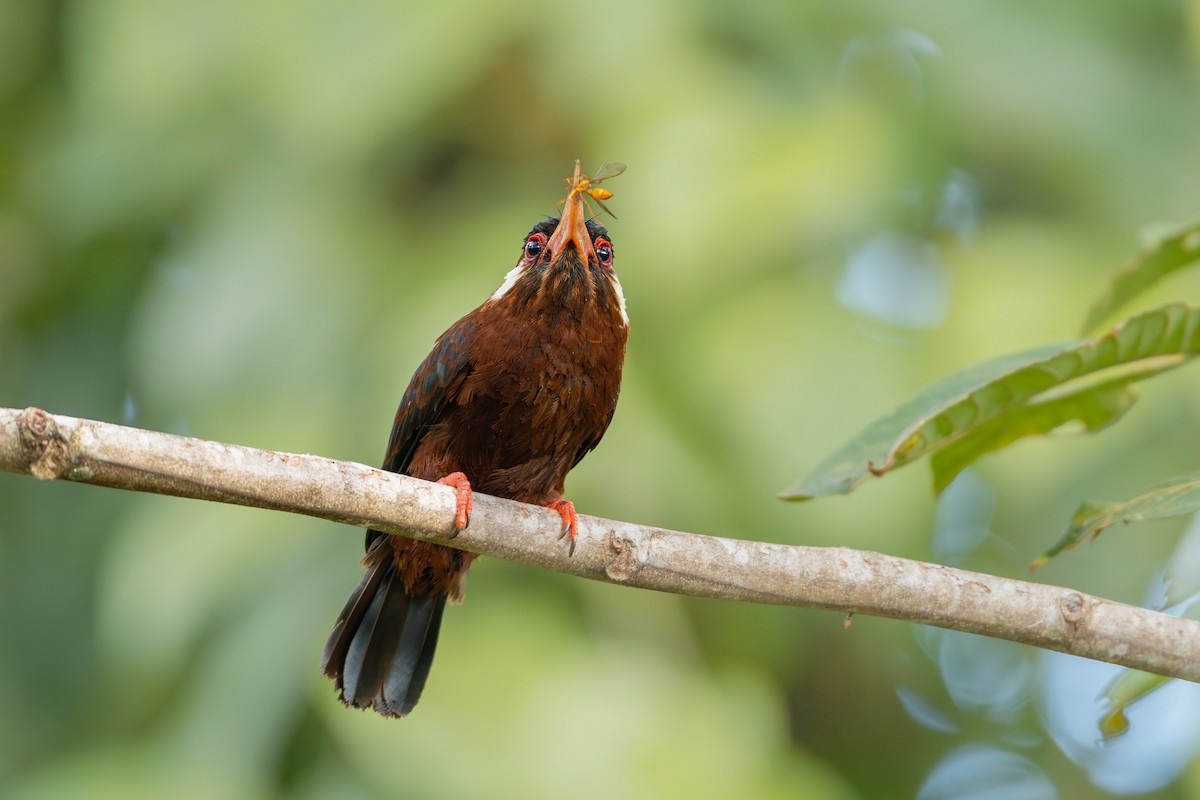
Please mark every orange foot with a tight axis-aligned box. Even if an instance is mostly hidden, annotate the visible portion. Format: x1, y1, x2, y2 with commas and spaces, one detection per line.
544, 498, 579, 556
437, 472, 472, 532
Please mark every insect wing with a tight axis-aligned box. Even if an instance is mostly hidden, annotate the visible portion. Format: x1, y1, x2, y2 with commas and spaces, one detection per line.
590, 161, 626, 184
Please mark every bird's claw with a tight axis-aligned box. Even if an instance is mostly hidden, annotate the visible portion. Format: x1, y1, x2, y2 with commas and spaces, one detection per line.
437, 472, 473, 534
544, 498, 578, 557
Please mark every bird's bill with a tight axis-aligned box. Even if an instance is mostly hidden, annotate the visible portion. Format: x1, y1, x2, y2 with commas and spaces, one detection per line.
546, 161, 597, 266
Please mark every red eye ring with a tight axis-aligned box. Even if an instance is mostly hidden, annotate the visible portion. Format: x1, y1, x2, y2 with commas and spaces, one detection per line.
523, 233, 548, 261
594, 238, 614, 268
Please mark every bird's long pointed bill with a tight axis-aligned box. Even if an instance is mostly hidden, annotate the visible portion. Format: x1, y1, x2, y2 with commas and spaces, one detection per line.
546, 161, 596, 266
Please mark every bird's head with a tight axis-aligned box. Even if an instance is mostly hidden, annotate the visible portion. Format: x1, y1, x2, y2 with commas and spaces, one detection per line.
489, 162, 627, 326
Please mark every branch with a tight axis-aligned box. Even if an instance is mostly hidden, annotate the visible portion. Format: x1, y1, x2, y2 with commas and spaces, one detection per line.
2, 406, 1197, 682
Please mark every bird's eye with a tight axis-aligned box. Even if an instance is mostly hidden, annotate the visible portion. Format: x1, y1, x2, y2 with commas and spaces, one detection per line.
595, 239, 614, 268
523, 233, 547, 261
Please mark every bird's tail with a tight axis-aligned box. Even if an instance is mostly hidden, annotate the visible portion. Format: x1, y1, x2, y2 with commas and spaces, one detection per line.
321, 543, 446, 718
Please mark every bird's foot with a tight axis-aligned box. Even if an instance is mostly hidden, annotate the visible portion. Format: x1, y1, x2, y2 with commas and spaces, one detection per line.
437, 472, 472, 533
544, 498, 579, 556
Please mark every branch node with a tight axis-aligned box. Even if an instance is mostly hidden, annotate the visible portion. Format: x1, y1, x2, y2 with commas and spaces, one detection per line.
1059, 592, 1090, 626
604, 532, 638, 583
21, 406, 72, 481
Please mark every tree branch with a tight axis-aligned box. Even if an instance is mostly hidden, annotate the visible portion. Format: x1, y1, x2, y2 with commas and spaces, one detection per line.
2, 406, 1196, 682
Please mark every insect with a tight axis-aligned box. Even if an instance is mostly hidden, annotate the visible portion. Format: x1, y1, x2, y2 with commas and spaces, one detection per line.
562, 160, 626, 218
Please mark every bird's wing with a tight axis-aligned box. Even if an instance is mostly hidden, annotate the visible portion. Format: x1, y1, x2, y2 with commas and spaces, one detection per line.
365, 319, 475, 553
570, 404, 617, 471
381, 319, 477, 476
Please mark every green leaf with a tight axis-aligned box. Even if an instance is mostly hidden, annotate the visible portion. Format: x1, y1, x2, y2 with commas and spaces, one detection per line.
1098, 670, 1172, 740
929, 381, 1138, 494
782, 303, 1200, 501
1082, 222, 1200, 334
1032, 472, 1200, 568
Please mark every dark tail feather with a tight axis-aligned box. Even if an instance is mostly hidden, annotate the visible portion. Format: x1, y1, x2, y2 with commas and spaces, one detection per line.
321, 557, 446, 717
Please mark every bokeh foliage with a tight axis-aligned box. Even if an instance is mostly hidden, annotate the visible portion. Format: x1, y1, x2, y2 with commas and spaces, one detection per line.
5, 1, 1200, 798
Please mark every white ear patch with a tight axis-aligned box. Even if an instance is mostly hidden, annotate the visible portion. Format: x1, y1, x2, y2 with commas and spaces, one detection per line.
608, 273, 630, 326
490, 264, 525, 300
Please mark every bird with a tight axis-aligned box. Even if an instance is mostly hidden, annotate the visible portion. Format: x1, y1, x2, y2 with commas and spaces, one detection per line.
320, 161, 629, 717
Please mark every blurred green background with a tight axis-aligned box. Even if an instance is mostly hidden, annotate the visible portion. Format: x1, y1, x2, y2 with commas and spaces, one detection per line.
5, 1, 1200, 798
